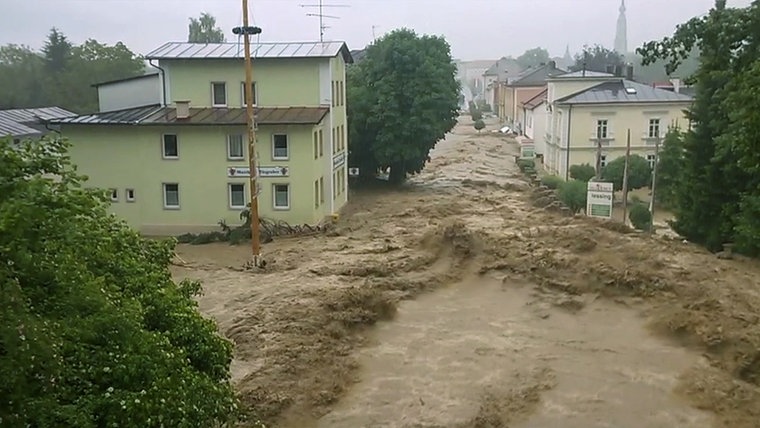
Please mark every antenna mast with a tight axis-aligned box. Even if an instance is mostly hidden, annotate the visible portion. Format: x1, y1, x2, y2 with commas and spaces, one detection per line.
299, 0, 350, 42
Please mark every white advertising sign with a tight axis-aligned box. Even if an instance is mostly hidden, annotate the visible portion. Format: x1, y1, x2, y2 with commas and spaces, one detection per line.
227, 166, 289, 178
586, 181, 614, 218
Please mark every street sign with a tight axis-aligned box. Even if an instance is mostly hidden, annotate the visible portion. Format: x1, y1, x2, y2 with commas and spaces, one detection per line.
586, 181, 613, 218
348, 167, 359, 176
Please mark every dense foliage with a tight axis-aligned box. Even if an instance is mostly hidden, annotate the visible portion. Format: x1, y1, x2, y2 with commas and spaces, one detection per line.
347, 28, 460, 184
600, 154, 652, 191
570, 45, 625, 73
653, 127, 686, 209
558, 180, 588, 214
517, 47, 551, 69
0, 29, 145, 113
0, 137, 238, 426
639, 0, 760, 254
473, 119, 485, 132
540, 175, 563, 190
188, 12, 226, 43
629, 203, 653, 231
569, 163, 596, 182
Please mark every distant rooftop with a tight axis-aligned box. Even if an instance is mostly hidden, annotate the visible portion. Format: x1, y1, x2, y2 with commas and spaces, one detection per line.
555, 79, 694, 105
549, 70, 615, 79
92, 72, 159, 87
145, 41, 353, 63
0, 106, 75, 138
510, 62, 567, 87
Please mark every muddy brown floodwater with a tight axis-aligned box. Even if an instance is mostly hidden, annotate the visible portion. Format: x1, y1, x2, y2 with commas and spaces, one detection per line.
174, 117, 760, 428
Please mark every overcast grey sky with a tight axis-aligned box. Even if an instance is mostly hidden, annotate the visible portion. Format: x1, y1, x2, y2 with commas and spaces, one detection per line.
0, 0, 752, 60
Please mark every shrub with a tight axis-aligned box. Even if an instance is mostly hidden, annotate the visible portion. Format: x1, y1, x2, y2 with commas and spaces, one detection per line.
557, 180, 588, 213
601, 155, 652, 191
629, 203, 653, 231
541, 175, 563, 189
569, 163, 596, 182
474, 119, 485, 132
516, 159, 534, 172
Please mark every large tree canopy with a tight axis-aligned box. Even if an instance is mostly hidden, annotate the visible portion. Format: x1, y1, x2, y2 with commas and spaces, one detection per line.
570, 44, 625, 73
516, 47, 551, 69
188, 12, 226, 43
347, 28, 460, 184
638, 0, 760, 254
0, 136, 238, 426
0, 29, 144, 113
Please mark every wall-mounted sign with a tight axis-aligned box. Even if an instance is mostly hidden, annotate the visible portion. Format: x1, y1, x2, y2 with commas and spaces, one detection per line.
520, 144, 535, 159
333, 152, 346, 170
586, 181, 614, 218
227, 166, 289, 178
348, 167, 359, 176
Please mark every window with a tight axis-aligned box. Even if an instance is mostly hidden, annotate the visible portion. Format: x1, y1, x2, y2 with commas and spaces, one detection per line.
341, 169, 346, 192
227, 134, 244, 159
240, 81, 257, 106
162, 134, 178, 158
109, 188, 118, 202
273, 184, 290, 209
314, 179, 320, 208
272, 134, 289, 159
163, 183, 180, 209
648, 118, 661, 138
596, 119, 608, 139
211, 82, 227, 106
319, 177, 325, 204
319, 129, 324, 157
332, 81, 337, 107
338, 81, 344, 106
126, 188, 136, 202
229, 183, 246, 209
332, 127, 336, 152
600, 155, 608, 168
313, 131, 319, 159
647, 154, 656, 169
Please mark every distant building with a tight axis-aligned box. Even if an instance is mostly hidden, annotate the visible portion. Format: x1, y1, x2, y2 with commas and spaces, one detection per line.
497, 61, 566, 128
50, 41, 353, 235
482, 57, 521, 114
543, 70, 693, 179
520, 89, 548, 156
0, 107, 75, 141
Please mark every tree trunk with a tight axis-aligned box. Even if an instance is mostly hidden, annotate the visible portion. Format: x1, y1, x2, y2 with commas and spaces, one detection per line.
389, 161, 406, 185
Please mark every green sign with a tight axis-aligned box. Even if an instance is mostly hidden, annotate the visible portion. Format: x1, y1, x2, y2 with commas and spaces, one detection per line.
590, 204, 612, 217
520, 145, 535, 159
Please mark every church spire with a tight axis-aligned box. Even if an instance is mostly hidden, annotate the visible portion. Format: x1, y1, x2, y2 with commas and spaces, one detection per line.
614, 0, 628, 54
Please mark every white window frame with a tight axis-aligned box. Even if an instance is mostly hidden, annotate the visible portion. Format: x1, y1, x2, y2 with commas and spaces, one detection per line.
272, 183, 290, 210
126, 188, 136, 202
240, 81, 257, 106
596, 119, 609, 139
109, 188, 119, 202
600, 154, 608, 168
211, 82, 227, 107
162, 183, 180, 210
647, 154, 656, 169
272, 134, 289, 160
227, 134, 245, 160
228, 183, 246, 209
162, 134, 179, 159
648, 118, 661, 138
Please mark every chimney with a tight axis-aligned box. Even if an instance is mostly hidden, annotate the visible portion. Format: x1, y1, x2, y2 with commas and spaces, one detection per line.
548, 60, 556, 69
626, 64, 634, 81
606, 64, 615, 75
614, 65, 623, 77
670, 77, 682, 93
175, 100, 190, 119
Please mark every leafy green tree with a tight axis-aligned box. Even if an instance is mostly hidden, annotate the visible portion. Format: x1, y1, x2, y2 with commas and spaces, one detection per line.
42, 28, 72, 73
654, 127, 686, 209
474, 119, 485, 132
517, 47, 551, 70
570, 44, 625, 73
557, 180, 587, 213
347, 28, 460, 184
0, 136, 239, 426
629, 203, 653, 230
601, 154, 652, 191
540, 175, 563, 189
0, 45, 45, 109
569, 163, 596, 182
188, 12, 226, 43
468, 101, 482, 121
638, 0, 757, 253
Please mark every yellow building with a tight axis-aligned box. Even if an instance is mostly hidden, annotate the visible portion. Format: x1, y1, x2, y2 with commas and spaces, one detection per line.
49, 41, 353, 235
543, 70, 693, 179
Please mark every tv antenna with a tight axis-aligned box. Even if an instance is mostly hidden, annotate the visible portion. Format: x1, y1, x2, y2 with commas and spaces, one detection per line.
299, 0, 350, 42
372, 25, 381, 41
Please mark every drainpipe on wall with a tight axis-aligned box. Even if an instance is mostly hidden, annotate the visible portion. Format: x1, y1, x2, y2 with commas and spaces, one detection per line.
565, 105, 572, 181
148, 59, 167, 107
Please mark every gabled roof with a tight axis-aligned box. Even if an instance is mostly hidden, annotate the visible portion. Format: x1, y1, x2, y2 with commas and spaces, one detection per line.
555, 79, 694, 105
48, 105, 330, 126
92, 72, 159, 87
146, 41, 353, 63
0, 107, 76, 138
522, 89, 548, 109
509, 63, 567, 87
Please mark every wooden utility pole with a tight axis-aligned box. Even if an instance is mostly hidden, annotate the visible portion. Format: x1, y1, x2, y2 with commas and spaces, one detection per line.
240, 0, 263, 266
595, 138, 603, 179
648, 134, 661, 234
621, 129, 632, 225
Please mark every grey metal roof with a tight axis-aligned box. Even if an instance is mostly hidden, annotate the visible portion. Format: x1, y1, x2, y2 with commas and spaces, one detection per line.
510, 63, 567, 87
145, 41, 353, 63
92, 72, 159, 87
0, 107, 76, 138
549, 70, 615, 79
49, 104, 330, 126
555, 79, 694, 105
